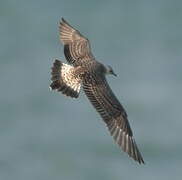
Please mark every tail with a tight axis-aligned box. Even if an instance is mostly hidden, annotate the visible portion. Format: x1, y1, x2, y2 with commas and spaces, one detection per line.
50, 60, 81, 98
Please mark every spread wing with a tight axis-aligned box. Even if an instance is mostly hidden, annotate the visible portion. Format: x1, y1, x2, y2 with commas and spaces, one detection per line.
83, 75, 144, 164
59, 18, 94, 66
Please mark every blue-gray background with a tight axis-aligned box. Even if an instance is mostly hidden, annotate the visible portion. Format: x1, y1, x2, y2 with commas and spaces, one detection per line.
0, 0, 181, 179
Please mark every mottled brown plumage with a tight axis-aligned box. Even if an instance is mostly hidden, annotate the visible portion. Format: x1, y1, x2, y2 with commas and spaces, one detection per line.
50, 18, 144, 164
60, 18, 94, 66
50, 59, 83, 98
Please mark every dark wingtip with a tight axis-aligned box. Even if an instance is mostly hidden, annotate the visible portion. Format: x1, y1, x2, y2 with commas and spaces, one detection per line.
61, 17, 66, 22
135, 152, 145, 165
59, 18, 66, 26
60, 18, 75, 30
132, 140, 145, 165
61, 17, 70, 26
137, 156, 145, 165
140, 156, 145, 164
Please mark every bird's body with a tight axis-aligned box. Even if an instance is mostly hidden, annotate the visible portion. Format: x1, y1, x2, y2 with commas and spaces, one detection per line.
50, 18, 144, 164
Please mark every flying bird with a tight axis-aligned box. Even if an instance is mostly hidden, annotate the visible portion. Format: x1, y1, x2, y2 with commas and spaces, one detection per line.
50, 18, 144, 164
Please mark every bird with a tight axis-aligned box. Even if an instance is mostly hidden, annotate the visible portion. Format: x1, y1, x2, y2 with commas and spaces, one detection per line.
50, 18, 144, 164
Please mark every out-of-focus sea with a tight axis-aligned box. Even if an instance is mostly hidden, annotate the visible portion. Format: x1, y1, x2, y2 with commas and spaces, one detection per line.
0, 0, 181, 179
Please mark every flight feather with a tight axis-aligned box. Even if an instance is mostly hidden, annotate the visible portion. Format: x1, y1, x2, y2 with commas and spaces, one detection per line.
59, 18, 94, 66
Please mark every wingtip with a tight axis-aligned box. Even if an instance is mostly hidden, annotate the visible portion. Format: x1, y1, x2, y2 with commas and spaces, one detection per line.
140, 156, 145, 164
137, 156, 145, 165
128, 148, 145, 165
133, 141, 145, 165
60, 17, 71, 26
61, 17, 66, 22
59, 18, 66, 26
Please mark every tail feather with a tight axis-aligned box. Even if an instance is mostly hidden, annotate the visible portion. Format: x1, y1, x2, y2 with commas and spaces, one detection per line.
50, 60, 81, 98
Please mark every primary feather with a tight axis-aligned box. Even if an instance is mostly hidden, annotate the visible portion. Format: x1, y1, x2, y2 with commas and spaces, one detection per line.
59, 18, 95, 66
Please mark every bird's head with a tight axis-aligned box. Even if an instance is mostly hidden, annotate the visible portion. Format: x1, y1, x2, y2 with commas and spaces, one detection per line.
106, 65, 117, 76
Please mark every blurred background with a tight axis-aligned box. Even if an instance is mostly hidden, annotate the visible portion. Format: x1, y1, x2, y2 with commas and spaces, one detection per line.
0, 0, 182, 179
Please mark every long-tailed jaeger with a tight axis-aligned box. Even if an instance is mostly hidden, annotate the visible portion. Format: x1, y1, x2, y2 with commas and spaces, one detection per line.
50, 18, 144, 164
